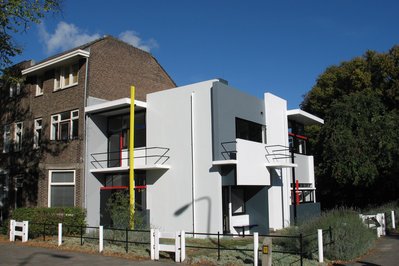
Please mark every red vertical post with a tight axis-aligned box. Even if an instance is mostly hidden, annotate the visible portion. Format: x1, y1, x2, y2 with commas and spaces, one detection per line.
296, 180, 300, 205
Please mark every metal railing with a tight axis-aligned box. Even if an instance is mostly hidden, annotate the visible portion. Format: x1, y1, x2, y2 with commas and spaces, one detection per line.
264, 144, 292, 162
90, 146, 170, 169
220, 141, 237, 160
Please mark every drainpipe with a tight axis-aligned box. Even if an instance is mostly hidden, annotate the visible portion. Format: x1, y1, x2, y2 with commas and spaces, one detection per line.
83, 56, 89, 211
190, 92, 196, 233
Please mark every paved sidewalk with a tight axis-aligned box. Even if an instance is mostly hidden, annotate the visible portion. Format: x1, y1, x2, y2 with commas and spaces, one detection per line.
342, 234, 399, 266
0, 242, 177, 266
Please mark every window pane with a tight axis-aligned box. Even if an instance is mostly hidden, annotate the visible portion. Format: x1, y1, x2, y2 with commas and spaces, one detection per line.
72, 64, 79, 83
60, 122, 69, 140
60, 111, 70, 120
72, 119, 78, 138
54, 70, 60, 89
64, 67, 70, 86
51, 123, 58, 140
231, 187, 245, 214
51, 171, 74, 183
51, 185, 74, 207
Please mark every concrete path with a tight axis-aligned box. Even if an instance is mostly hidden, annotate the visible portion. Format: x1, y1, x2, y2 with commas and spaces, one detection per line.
342, 233, 399, 266
0, 242, 177, 266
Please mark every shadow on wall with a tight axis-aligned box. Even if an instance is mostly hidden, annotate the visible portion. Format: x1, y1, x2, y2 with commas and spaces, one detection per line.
174, 196, 212, 234
0, 67, 67, 220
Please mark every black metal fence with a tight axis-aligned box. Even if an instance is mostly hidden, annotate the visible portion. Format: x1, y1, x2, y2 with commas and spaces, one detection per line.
4, 221, 334, 265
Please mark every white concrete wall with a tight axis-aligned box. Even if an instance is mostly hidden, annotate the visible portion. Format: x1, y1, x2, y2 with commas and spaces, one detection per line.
264, 93, 291, 230
85, 114, 108, 226
236, 139, 270, 186
146, 80, 222, 233
295, 154, 315, 185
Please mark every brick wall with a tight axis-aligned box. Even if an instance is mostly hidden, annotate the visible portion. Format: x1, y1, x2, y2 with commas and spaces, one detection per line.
87, 37, 176, 101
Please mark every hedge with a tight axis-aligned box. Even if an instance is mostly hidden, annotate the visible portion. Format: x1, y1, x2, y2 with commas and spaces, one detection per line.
8, 207, 86, 238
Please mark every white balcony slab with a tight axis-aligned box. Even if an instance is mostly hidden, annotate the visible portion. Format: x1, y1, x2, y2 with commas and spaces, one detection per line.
265, 162, 297, 168
212, 160, 237, 166
90, 164, 170, 173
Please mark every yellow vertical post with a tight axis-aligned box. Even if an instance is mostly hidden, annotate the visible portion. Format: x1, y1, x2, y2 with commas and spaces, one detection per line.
129, 86, 135, 229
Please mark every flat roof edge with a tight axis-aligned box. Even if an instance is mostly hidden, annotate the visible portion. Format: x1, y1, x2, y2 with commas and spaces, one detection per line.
22, 49, 90, 75
85, 98, 147, 114
287, 109, 324, 125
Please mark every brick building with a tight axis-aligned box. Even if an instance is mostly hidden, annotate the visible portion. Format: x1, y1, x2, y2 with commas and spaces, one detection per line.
0, 36, 175, 221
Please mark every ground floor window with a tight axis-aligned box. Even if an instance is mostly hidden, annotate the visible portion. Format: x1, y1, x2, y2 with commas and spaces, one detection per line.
49, 170, 75, 207
231, 186, 246, 215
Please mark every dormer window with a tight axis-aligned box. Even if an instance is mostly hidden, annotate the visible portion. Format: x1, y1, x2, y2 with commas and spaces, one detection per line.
54, 63, 79, 91
9, 83, 21, 97
36, 76, 43, 96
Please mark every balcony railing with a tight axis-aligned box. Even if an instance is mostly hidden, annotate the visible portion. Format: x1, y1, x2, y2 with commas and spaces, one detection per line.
90, 147, 170, 169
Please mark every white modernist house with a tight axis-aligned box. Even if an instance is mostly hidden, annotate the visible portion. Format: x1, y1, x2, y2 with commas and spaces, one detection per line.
84, 79, 323, 234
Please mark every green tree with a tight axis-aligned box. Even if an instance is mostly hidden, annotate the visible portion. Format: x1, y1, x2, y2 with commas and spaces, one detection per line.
302, 45, 399, 208
0, 0, 61, 69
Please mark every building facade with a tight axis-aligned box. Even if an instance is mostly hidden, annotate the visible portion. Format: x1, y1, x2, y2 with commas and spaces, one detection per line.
85, 79, 323, 234
0, 36, 175, 221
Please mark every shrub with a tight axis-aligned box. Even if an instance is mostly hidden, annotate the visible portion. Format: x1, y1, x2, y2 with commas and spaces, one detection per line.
106, 191, 148, 229
277, 208, 376, 261
9, 207, 86, 238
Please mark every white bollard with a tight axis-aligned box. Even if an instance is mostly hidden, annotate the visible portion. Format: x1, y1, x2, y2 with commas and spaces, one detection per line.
254, 232, 259, 266
58, 223, 62, 246
99, 226, 103, 253
318, 229, 324, 263
392, 211, 396, 229
9, 220, 15, 241
22, 221, 28, 242
180, 231, 185, 262
175, 231, 180, 262
154, 229, 160, 260
150, 229, 155, 260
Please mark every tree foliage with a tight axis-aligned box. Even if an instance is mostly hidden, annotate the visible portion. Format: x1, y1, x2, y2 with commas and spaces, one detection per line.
301, 45, 399, 208
0, 0, 61, 69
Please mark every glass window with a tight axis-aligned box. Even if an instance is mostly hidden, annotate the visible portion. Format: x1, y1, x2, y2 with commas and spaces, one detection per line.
14, 122, 23, 151
54, 63, 79, 90
51, 110, 79, 140
49, 171, 75, 207
33, 118, 42, 149
236, 118, 263, 143
231, 187, 245, 215
36, 77, 43, 96
3, 125, 11, 153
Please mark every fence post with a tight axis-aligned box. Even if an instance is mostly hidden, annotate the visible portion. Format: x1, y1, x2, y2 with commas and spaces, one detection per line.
392, 210, 396, 229
254, 232, 259, 266
22, 221, 28, 242
80, 225, 83, 246
9, 220, 15, 241
318, 229, 323, 263
217, 231, 220, 261
125, 227, 129, 253
329, 226, 333, 244
99, 226, 103, 253
175, 231, 180, 263
43, 223, 46, 241
150, 229, 155, 260
299, 233, 303, 266
58, 223, 62, 246
181, 230, 185, 262
154, 229, 160, 260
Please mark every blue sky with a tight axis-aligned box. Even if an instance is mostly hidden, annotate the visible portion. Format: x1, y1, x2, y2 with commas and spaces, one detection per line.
12, 0, 399, 109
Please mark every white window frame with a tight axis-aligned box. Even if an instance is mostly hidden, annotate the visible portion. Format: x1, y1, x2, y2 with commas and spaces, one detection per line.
3, 124, 11, 153
54, 63, 79, 91
33, 118, 42, 149
48, 170, 76, 207
9, 83, 21, 97
14, 122, 23, 151
36, 77, 43, 96
51, 110, 79, 140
